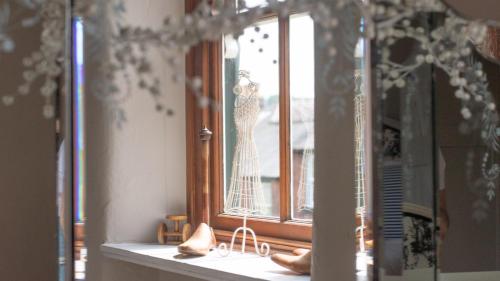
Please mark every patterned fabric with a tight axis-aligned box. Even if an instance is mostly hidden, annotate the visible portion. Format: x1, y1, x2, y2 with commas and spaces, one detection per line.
383, 126, 401, 160
403, 214, 436, 270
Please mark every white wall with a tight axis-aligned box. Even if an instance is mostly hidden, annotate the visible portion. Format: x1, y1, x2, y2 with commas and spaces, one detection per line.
84, 1, 198, 280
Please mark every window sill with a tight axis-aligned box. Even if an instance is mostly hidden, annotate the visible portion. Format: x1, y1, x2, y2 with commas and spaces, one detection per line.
101, 243, 311, 281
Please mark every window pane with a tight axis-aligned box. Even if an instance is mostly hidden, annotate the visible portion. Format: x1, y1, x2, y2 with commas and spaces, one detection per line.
234, 0, 286, 10
241, 0, 267, 8
222, 18, 280, 218
290, 13, 315, 221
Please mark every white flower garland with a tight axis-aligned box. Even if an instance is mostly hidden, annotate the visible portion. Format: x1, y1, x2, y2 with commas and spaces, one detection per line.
0, 0, 498, 199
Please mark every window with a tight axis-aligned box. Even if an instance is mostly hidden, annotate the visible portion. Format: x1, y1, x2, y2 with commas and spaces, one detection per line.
186, 8, 314, 248
186, 1, 370, 251
215, 12, 314, 245
222, 17, 281, 218
220, 13, 316, 222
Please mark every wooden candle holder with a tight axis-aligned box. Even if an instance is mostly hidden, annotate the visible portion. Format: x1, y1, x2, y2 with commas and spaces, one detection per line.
199, 126, 212, 226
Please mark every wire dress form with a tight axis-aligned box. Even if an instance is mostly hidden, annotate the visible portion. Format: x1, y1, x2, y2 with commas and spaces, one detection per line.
219, 72, 270, 258
296, 105, 315, 211
224, 71, 266, 216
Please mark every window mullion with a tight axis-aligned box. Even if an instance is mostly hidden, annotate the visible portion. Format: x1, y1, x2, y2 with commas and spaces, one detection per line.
279, 16, 291, 222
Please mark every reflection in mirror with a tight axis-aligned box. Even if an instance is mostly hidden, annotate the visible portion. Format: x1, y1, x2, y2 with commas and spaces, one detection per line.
377, 15, 436, 281
57, 15, 87, 281
436, 37, 500, 280
375, 11, 500, 281
232, 0, 286, 10
355, 34, 374, 280
73, 18, 87, 281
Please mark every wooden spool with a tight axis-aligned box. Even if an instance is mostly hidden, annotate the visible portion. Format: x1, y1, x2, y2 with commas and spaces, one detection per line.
157, 215, 192, 245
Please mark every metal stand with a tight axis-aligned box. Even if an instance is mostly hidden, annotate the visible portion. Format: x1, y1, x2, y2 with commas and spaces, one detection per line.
217, 215, 270, 257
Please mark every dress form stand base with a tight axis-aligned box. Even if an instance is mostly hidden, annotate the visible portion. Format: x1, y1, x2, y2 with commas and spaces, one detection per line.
217, 215, 270, 257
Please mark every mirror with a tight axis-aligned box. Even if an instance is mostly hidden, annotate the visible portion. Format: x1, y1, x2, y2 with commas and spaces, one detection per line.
436, 34, 500, 281
375, 10, 500, 281
377, 14, 437, 281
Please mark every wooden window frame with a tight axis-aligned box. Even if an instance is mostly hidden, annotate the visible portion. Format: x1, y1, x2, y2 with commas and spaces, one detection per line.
185, 0, 312, 251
